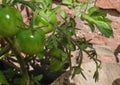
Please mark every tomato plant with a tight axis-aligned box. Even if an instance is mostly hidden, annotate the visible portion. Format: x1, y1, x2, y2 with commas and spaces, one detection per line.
0, 0, 113, 85
0, 5, 23, 37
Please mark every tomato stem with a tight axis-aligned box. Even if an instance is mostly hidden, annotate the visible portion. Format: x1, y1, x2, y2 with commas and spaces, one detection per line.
0, 44, 11, 57
5, 38, 30, 85
30, 9, 39, 30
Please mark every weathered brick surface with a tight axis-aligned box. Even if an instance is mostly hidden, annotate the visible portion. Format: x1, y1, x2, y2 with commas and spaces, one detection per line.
96, 0, 120, 13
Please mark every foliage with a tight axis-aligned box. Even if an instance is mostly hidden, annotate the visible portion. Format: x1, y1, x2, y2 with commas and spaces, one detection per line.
0, 0, 113, 85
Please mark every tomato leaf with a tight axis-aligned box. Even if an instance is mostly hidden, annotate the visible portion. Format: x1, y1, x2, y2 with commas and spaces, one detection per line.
34, 74, 43, 81
60, 11, 67, 20
50, 48, 67, 72
89, 23, 95, 32
62, 0, 73, 6
70, 18, 76, 27
53, 6, 60, 14
37, 51, 45, 59
82, 2, 89, 11
93, 70, 99, 82
81, 6, 113, 37
90, 11, 107, 17
80, 43, 88, 50
74, 67, 81, 74
50, 58, 63, 72
92, 16, 111, 23
88, 6, 98, 15
95, 21, 113, 37
35, 0, 52, 9
72, 67, 86, 80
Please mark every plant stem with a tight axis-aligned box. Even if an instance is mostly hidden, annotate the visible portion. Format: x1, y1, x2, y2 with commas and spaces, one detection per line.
5, 38, 30, 85
14, 49, 30, 85
30, 9, 39, 30
0, 44, 11, 57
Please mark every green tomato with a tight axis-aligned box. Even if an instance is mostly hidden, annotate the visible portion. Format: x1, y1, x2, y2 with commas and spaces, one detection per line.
15, 29, 45, 55
0, 5, 23, 37
34, 9, 58, 33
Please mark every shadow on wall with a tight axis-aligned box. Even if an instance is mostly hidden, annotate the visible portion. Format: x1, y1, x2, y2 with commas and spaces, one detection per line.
112, 78, 120, 85
114, 45, 120, 62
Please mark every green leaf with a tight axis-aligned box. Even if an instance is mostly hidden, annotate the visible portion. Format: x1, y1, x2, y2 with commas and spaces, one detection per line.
93, 70, 99, 82
62, 0, 73, 6
81, 13, 95, 23
50, 48, 67, 72
50, 48, 67, 60
0, 71, 9, 85
47, 36, 58, 49
95, 21, 113, 37
89, 23, 95, 32
66, 28, 75, 36
47, 40, 54, 49
66, 43, 76, 51
82, 2, 89, 11
80, 43, 88, 50
75, 10, 81, 16
34, 74, 43, 81
35, 15, 49, 26
53, 6, 60, 14
81, 13, 113, 37
72, 67, 86, 80
35, 0, 52, 9
88, 6, 98, 15
74, 1, 82, 6
90, 11, 107, 17
60, 11, 67, 20
92, 16, 111, 23
70, 18, 76, 27
50, 58, 63, 72
74, 67, 81, 74
37, 51, 45, 59
44, 0, 52, 9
